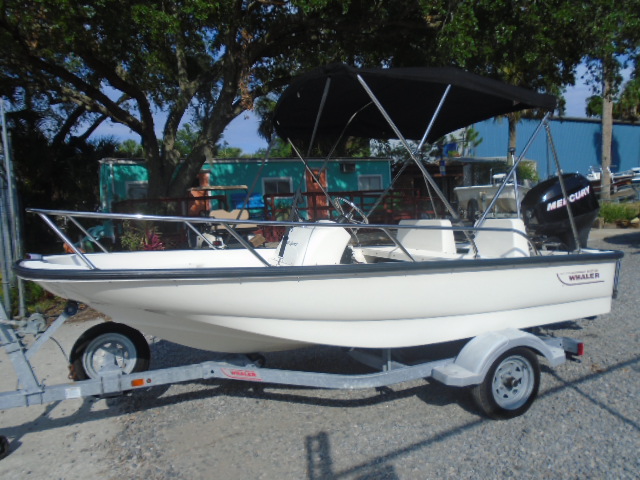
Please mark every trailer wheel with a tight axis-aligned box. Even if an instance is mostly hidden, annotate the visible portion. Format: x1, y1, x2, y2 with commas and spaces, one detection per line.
0, 435, 9, 460
470, 347, 540, 419
69, 322, 150, 381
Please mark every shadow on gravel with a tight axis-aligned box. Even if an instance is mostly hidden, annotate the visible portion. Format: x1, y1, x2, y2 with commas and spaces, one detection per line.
599, 230, 640, 250
3, 344, 638, 468
120, 339, 463, 412
0, 395, 124, 459
302, 354, 640, 480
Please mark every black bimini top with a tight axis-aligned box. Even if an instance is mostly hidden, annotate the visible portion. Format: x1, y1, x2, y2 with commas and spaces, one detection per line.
273, 63, 557, 143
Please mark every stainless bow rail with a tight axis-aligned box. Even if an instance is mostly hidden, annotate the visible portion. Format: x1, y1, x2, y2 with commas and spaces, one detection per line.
26, 208, 541, 271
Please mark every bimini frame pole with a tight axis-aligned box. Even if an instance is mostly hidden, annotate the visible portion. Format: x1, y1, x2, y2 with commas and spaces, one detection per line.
365, 88, 451, 219
416, 85, 452, 152
355, 75, 461, 223
236, 136, 277, 218
476, 112, 550, 227
287, 99, 375, 217
545, 121, 582, 253
307, 78, 332, 157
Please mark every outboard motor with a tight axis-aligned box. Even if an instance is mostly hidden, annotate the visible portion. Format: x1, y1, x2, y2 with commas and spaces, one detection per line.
521, 174, 599, 250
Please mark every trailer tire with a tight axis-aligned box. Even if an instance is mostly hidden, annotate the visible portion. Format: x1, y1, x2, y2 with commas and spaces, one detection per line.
470, 347, 540, 420
0, 435, 9, 460
69, 322, 150, 381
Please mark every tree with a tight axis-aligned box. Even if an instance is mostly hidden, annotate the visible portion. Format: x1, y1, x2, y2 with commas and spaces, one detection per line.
0, 0, 618, 207
616, 77, 640, 122
579, 0, 640, 200
431, 0, 586, 157
5, 107, 121, 250
0, 0, 442, 203
586, 76, 640, 122
118, 139, 144, 157
254, 138, 292, 159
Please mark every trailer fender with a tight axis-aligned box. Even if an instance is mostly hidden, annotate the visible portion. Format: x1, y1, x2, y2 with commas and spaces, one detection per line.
431, 329, 566, 387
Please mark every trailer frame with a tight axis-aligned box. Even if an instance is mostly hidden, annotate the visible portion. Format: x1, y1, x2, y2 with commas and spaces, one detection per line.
1, 301, 581, 412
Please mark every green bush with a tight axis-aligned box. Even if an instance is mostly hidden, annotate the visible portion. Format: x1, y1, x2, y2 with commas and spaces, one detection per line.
0, 276, 58, 317
598, 202, 640, 223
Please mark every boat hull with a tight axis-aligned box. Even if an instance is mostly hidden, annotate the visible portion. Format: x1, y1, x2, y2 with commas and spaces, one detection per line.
16, 249, 622, 353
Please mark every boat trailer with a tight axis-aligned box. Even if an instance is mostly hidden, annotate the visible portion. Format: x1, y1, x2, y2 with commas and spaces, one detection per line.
1, 299, 585, 457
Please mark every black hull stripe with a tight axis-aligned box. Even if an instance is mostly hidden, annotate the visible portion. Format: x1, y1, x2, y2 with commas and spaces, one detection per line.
15, 250, 623, 282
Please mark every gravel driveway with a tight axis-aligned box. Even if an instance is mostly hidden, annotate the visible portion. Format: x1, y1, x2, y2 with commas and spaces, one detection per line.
1, 228, 639, 479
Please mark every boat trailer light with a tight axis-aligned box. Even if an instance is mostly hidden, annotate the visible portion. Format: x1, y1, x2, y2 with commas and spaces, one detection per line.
131, 378, 149, 387
562, 338, 585, 358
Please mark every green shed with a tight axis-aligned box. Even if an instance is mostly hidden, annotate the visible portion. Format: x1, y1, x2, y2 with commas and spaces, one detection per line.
99, 157, 392, 217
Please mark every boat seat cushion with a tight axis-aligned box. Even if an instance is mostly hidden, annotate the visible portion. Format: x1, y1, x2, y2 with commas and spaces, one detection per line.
474, 218, 530, 258
396, 219, 457, 254
210, 209, 250, 220
209, 209, 257, 230
356, 219, 459, 262
274, 221, 351, 266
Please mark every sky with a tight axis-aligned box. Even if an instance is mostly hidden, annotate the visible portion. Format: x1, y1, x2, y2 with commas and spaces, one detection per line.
91, 64, 624, 155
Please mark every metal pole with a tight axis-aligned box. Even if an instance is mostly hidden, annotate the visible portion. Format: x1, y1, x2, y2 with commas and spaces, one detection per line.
477, 113, 550, 227
355, 75, 461, 223
2, 102, 26, 316
307, 78, 332, 157
36, 212, 98, 270
0, 101, 14, 314
0, 197, 12, 313
239, 136, 275, 217
416, 85, 452, 152
545, 122, 582, 253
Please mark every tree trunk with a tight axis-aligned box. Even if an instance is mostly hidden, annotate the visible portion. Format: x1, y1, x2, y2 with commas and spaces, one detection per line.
600, 75, 614, 202
507, 113, 517, 165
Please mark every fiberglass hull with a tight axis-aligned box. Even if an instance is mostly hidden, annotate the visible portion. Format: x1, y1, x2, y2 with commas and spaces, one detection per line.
454, 184, 530, 213
16, 248, 622, 353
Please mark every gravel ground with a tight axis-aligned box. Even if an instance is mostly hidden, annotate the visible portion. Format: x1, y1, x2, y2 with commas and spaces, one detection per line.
1, 228, 639, 479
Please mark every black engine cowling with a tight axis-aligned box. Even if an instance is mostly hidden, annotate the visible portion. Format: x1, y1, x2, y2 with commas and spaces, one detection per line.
521, 174, 599, 250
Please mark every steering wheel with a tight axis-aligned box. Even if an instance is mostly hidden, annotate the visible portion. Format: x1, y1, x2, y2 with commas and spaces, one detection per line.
332, 197, 369, 224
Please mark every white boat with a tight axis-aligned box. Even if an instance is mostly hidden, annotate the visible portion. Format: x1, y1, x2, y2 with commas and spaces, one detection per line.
17, 223, 621, 354
614, 167, 640, 184
586, 166, 639, 196
454, 173, 530, 220
16, 64, 623, 355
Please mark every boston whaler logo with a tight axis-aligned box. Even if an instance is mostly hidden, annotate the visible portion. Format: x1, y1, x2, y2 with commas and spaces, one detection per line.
546, 185, 591, 211
221, 368, 263, 381
557, 268, 603, 286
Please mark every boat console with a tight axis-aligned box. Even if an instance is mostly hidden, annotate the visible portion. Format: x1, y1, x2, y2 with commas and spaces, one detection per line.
273, 221, 351, 266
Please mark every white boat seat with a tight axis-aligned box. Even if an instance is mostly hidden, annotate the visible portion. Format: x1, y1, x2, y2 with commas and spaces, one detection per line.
473, 218, 530, 258
396, 219, 457, 254
357, 219, 459, 261
273, 221, 351, 266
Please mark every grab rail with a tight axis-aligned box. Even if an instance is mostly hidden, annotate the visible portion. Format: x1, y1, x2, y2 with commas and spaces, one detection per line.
26, 208, 540, 270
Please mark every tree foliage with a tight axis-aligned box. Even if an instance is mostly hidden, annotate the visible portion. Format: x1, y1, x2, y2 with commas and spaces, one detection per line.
586, 77, 640, 122
574, 0, 640, 199
432, 0, 584, 91
0, 0, 443, 201
1, 0, 633, 206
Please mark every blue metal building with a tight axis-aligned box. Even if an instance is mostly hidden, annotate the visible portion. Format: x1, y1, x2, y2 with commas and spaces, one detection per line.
473, 117, 640, 179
